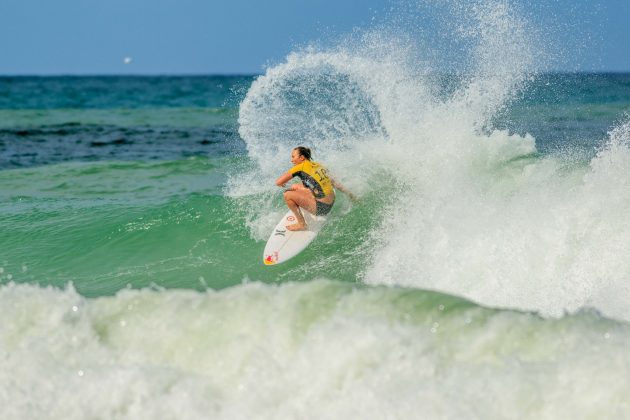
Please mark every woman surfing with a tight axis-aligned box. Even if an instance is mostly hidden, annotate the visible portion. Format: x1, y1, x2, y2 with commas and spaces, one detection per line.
275, 146, 356, 231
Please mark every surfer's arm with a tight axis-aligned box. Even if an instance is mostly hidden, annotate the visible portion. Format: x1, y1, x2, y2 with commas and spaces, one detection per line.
331, 178, 357, 202
275, 171, 294, 188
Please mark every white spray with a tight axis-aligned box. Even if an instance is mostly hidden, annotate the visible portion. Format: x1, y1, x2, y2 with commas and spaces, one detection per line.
235, 0, 630, 320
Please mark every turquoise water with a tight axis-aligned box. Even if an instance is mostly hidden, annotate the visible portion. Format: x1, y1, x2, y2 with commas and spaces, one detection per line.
3, 74, 627, 296
3, 3, 630, 418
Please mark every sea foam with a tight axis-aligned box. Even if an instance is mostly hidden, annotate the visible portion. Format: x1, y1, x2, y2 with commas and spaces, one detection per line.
1, 280, 630, 419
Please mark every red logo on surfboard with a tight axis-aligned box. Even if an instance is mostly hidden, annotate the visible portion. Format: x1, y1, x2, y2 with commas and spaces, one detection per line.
264, 252, 279, 265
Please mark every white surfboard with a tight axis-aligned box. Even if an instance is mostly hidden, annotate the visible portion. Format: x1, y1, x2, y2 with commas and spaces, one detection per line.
263, 210, 328, 265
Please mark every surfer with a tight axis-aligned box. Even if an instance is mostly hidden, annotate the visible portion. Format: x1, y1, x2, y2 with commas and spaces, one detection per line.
276, 146, 356, 231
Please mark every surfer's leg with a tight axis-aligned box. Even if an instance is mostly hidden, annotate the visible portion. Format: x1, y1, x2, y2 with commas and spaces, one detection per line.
283, 190, 316, 231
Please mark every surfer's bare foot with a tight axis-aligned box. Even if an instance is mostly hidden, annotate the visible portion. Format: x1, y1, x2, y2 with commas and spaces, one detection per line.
287, 223, 307, 231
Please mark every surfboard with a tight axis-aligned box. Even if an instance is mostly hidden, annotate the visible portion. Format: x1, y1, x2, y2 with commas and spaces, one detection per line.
263, 210, 328, 265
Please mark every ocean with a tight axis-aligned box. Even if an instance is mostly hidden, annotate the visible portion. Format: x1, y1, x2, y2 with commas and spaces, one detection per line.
2, 3, 630, 419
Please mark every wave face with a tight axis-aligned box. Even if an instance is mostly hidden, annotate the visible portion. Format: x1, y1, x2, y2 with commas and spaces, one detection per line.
236, 1, 630, 321
2, 280, 630, 420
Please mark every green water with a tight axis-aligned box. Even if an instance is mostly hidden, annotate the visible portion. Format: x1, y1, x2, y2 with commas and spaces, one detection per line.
0, 156, 387, 295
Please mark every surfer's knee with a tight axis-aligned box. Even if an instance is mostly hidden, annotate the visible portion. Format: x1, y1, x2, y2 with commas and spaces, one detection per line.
283, 191, 298, 207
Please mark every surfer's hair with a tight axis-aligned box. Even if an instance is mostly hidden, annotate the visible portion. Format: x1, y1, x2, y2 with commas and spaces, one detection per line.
294, 146, 312, 160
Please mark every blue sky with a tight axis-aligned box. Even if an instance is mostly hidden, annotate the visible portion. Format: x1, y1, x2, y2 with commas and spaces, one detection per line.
0, 0, 628, 75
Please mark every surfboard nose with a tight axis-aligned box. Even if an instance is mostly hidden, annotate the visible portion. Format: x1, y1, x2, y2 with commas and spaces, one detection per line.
264, 254, 277, 265
263, 210, 328, 265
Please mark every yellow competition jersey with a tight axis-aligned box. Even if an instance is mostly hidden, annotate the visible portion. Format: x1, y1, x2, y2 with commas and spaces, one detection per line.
289, 160, 334, 198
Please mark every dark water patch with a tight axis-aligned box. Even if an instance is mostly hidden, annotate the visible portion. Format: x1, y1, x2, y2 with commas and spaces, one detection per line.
494, 73, 630, 154
90, 138, 133, 147
0, 76, 254, 110
0, 123, 246, 169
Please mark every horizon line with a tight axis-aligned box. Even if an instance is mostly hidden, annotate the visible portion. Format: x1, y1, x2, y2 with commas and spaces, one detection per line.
0, 73, 262, 78
1, 70, 630, 78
